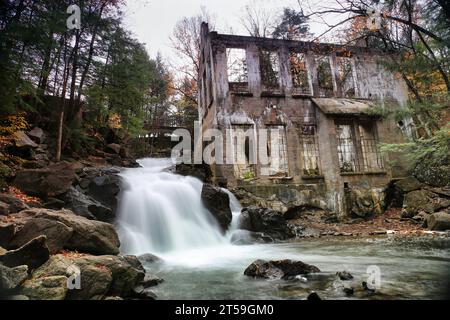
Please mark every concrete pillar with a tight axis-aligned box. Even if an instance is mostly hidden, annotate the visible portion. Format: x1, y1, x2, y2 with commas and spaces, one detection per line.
279, 47, 291, 94
329, 53, 341, 97
306, 52, 318, 96
246, 44, 261, 96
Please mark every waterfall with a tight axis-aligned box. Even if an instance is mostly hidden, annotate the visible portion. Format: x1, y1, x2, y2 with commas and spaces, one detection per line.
116, 158, 240, 256
223, 188, 243, 240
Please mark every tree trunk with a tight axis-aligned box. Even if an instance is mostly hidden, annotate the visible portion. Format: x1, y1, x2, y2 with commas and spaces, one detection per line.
56, 36, 71, 162
77, 5, 106, 103
38, 30, 55, 93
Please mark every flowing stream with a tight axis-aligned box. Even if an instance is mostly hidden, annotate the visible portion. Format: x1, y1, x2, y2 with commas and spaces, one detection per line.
116, 158, 450, 300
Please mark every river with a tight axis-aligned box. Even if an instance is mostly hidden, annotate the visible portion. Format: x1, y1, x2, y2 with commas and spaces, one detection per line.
115, 158, 450, 300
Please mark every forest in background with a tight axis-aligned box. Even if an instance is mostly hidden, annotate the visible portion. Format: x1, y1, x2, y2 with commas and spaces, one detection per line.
0, 0, 449, 191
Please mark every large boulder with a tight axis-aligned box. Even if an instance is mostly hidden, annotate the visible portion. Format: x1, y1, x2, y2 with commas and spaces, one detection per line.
402, 190, 434, 218
239, 206, 295, 241
0, 193, 29, 214
0, 236, 50, 270
63, 187, 113, 222
21, 276, 68, 300
78, 255, 145, 297
86, 173, 121, 215
201, 184, 232, 232
244, 259, 320, 280
12, 131, 38, 150
175, 163, 212, 183
29, 255, 111, 300
9, 218, 73, 254
428, 212, 450, 231
0, 264, 28, 290
0, 208, 120, 255
413, 159, 450, 188
395, 177, 422, 193
394, 177, 422, 193
13, 161, 78, 198
26, 253, 145, 300
27, 127, 45, 144
345, 187, 383, 218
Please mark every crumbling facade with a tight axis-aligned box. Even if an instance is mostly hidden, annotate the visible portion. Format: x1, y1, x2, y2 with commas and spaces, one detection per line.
198, 23, 410, 217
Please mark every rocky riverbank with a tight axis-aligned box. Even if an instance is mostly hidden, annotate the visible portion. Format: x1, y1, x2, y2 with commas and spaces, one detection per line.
0, 129, 166, 300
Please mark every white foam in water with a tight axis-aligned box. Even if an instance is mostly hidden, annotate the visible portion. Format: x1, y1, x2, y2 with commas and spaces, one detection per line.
116, 158, 241, 257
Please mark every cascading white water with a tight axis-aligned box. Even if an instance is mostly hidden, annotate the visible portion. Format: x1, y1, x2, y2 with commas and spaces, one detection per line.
116, 158, 240, 256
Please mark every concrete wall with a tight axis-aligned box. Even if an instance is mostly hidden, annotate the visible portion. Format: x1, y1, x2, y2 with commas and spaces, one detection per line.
198, 23, 409, 217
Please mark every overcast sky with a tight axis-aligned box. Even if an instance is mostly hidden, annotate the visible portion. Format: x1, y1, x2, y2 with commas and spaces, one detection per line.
123, 0, 342, 62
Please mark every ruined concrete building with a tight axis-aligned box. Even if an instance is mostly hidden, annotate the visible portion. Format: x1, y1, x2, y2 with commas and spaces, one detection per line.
198, 23, 410, 217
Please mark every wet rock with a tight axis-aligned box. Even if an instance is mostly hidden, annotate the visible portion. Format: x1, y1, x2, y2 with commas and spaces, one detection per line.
362, 281, 376, 293
12, 131, 38, 150
27, 127, 45, 144
239, 207, 295, 240
402, 190, 433, 218
78, 255, 145, 297
137, 253, 163, 265
244, 259, 320, 280
21, 275, 68, 300
141, 274, 164, 288
121, 159, 140, 168
130, 287, 157, 300
336, 271, 353, 281
307, 292, 322, 301
343, 286, 354, 296
122, 255, 146, 274
2, 208, 120, 255
201, 184, 232, 232
428, 212, 450, 231
0, 193, 29, 214
0, 235, 50, 270
14, 161, 78, 198
63, 187, 113, 222
0, 264, 28, 289
86, 173, 121, 215
230, 230, 274, 244
175, 163, 212, 183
